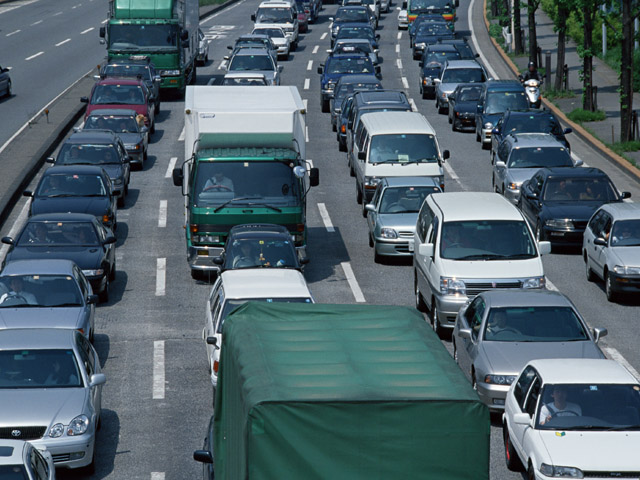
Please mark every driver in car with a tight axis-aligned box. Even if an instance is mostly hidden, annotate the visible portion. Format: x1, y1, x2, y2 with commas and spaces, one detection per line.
539, 385, 582, 425
0, 277, 38, 305
204, 170, 234, 193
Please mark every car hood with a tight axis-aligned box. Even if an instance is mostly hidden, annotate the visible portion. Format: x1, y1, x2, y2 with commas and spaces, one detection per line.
118, 132, 144, 145
609, 246, 640, 266
31, 197, 109, 217
440, 257, 543, 278
454, 100, 479, 114
480, 341, 603, 375
0, 388, 88, 427
543, 202, 602, 221
415, 33, 455, 44
0, 307, 84, 330
536, 430, 640, 471
505, 168, 540, 185
7, 246, 104, 270
376, 212, 419, 230
100, 164, 124, 181
86, 104, 147, 118
480, 112, 502, 125
438, 82, 460, 95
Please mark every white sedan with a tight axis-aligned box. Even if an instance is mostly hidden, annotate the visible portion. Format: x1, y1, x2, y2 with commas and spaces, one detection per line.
503, 358, 640, 479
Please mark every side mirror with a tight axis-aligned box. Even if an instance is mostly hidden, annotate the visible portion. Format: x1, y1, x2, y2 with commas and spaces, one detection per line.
442, 150, 450, 160
492, 127, 500, 135
357, 151, 366, 160
227, 45, 233, 50
525, 191, 538, 200
574, 158, 583, 166
317, 66, 323, 74
621, 191, 631, 199
87, 294, 99, 305
402, 0, 407, 8
593, 237, 607, 247
99, 27, 105, 38
513, 413, 531, 426
326, 49, 332, 53
458, 328, 472, 340
564, 127, 572, 134
1, 237, 14, 246
194, 450, 214, 464
104, 235, 117, 245
172, 168, 184, 187
475, 53, 480, 58
300, 257, 310, 265
181, 30, 189, 41
80, 97, 89, 103
309, 167, 320, 187
23, 191, 33, 197
212, 256, 224, 265
89, 373, 107, 387
495, 160, 506, 168
375, 66, 381, 76
538, 241, 551, 255
364, 204, 375, 213
593, 327, 608, 343
251, 13, 256, 21
433, 78, 441, 84
206, 336, 220, 350
418, 243, 434, 257
223, 55, 230, 61
376, 34, 380, 40
46, 157, 55, 163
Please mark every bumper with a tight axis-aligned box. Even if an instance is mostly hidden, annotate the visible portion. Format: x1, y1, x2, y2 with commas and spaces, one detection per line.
160, 75, 185, 90
87, 274, 107, 294
126, 150, 143, 165
422, 83, 436, 95
434, 292, 468, 329
374, 237, 414, 256
609, 272, 640, 293
412, 47, 425, 59
475, 381, 510, 411
31, 432, 95, 469
338, 131, 347, 145
276, 45, 289, 55
481, 127, 492, 144
188, 245, 224, 272
452, 114, 475, 130
503, 187, 520, 205
398, 18, 409, 29
542, 227, 584, 245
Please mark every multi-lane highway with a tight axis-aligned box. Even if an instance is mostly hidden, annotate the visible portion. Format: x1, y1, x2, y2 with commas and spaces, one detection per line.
1, 0, 639, 478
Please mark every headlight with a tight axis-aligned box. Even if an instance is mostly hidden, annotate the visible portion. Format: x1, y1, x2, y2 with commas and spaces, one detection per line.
160, 69, 181, 76
125, 144, 140, 150
441, 91, 448, 99
326, 82, 335, 91
613, 265, 640, 275
523, 276, 545, 289
380, 228, 397, 239
82, 269, 105, 277
539, 464, 584, 478
415, 42, 426, 49
399, 12, 407, 20
483, 122, 493, 129
364, 176, 381, 189
440, 277, 466, 295
545, 218, 574, 229
194, 235, 220, 244
484, 374, 516, 385
112, 178, 123, 186
505, 182, 520, 191
67, 415, 90, 436
49, 423, 64, 438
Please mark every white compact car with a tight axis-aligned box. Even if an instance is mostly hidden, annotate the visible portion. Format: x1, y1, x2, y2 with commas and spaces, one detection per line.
503, 358, 640, 479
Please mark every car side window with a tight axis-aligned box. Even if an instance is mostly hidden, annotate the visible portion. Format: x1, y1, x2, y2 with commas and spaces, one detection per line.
74, 267, 89, 299
372, 184, 383, 207
601, 213, 612, 240
467, 299, 485, 339
514, 366, 537, 410
78, 334, 96, 377
587, 210, 604, 236
498, 141, 509, 162
213, 287, 225, 332
417, 204, 434, 243
524, 377, 541, 417
427, 215, 439, 245
354, 120, 365, 147
531, 173, 544, 196
357, 127, 369, 151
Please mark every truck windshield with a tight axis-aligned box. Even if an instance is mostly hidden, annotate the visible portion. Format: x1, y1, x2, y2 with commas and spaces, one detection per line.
369, 134, 439, 164
194, 162, 301, 208
109, 24, 178, 50
256, 7, 293, 23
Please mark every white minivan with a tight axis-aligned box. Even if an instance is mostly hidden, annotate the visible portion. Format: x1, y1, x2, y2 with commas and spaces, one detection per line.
351, 111, 449, 216
251, 0, 299, 50
413, 192, 551, 337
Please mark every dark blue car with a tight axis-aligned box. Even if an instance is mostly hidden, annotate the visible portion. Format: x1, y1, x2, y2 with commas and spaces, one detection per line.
318, 53, 379, 112
475, 80, 528, 149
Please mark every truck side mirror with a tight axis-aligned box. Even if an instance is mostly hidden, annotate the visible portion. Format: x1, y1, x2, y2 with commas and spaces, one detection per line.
181, 30, 189, 41
99, 27, 105, 38
172, 167, 184, 187
251, 13, 256, 21
309, 167, 319, 187
442, 150, 450, 160
81, 97, 89, 103
317, 66, 323, 74
194, 450, 214, 464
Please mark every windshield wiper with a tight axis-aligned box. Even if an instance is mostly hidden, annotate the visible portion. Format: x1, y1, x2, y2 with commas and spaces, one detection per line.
500, 253, 536, 259
48, 303, 83, 307
456, 254, 508, 260
605, 424, 640, 431
246, 202, 282, 213
401, 157, 438, 165
213, 197, 259, 213
0, 304, 40, 308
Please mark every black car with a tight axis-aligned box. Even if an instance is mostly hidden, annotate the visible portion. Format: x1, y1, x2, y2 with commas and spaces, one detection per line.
447, 83, 482, 131
100, 56, 161, 113
330, 6, 377, 45
24, 165, 117, 230
333, 24, 380, 51
438, 38, 478, 60
213, 224, 308, 273
518, 167, 631, 247
419, 44, 460, 99
330, 74, 383, 130
408, 14, 451, 47
49, 130, 131, 207
0, 64, 11, 98
83, 108, 149, 169
412, 22, 455, 60
318, 53, 379, 112
1, 213, 117, 302
475, 79, 528, 149
490, 109, 573, 161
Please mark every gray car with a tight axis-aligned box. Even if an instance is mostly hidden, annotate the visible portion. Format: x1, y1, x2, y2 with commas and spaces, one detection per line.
225, 48, 282, 85
0, 329, 106, 473
452, 289, 607, 411
0, 260, 98, 342
434, 59, 487, 114
365, 177, 441, 261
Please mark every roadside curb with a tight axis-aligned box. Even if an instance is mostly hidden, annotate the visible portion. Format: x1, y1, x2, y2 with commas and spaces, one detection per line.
481, 0, 640, 183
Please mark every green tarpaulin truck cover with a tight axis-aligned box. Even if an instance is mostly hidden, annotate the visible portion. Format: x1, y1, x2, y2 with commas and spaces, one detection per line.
214, 302, 490, 480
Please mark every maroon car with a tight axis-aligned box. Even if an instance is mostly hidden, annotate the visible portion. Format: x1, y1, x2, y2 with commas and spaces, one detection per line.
82, 77, 156, 133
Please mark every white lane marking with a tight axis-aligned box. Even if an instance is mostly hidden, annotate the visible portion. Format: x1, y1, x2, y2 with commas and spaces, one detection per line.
303, 99, 308, 110
317, 203, 335, 232
307, 159, 314, 169
397, 31, 402, 40
53, 11, 62, 15
200, 0, 247, 23
80, 27, 94, 34
6, 29, 21, 36
571, 152, 588, 167
312, 45, 319, 54
304, 78, 310, 90
156, 258, 166, 296
401, 76, 409, 89
546, 278, 558, 291
320, 32, 327, 40
307, 60, 313, 71
101, 18, 108, 24
444, 162, 462, 188
0, 0, 38, 15
158, 200, 167, 228
178, 126, 185, 141
603, 347, 640, 381
152, 341, 165, 399
55, 38, 71, 47
218, 59, 228, 70
396, 58, 402, 69
306, 126, 309, 142
468, 0, 498, 79
151, 474, 165, 480
72, 3, 81, 8
31, 19, 42, 26
165, 157, 177, 178
395, 44, 400, 53
409, 98, 417, 111
0, 200, 30, 264
341, 262, 366, 302
25, 51, 44, 61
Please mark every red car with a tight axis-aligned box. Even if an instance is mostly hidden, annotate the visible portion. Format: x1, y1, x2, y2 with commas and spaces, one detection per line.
294, 1, 309, 32
81, 77, 156, 133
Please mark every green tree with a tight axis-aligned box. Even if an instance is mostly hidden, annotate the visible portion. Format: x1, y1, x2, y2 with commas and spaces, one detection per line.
550, 0, 576, 90
577, 0, 600, 111
620, 0, 640, 141
527, 0, 541, 65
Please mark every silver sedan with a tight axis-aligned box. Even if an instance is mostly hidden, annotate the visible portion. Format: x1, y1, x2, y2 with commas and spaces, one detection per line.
0, 329, 105, 473
365, 177, 441, 262
452, 289, 607, 411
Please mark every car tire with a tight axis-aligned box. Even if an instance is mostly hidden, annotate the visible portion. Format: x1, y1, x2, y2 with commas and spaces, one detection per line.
414, 273, 427, 312
332, 123, 336, 132
369, 232, 374, 248
374, 249, 382, 263
356, 184, 362, 204
339, 141, 347, 152
585, 255, 595, 282
527, 463, 536, 480
117, 195, 125, 208
109, 264, 116, 281
452, 120, 458, 132
476, 126, 481, 142
430, 298, 443, 338
99, 278, 109, 303
481, 139, 490, 150
605, 271, 618, 302
448, 113, 452, 124
150, 121, 156, 134
421, 90, 427, 99
503, 424, 524, 471
7, 80, 12, 97
89, 328, 95, 344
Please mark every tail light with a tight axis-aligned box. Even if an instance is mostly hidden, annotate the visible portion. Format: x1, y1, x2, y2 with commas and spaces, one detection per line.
102, 214, 110, 224
213, 360, 219, 373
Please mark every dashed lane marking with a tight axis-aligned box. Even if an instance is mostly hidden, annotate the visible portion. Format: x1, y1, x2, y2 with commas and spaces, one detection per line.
395, 44, 400, 53
304, 78, 310, 90
80, 27, 94, 34
30, 19, 42, 26
165, 157, 177, 178
55, 38, 71, 47
312, 45, 319, 54
158, 200, 167, 228
320, 32, 327, 40
317, 203, 335, 232
155, 258, 166, 296
409, 98, 417, 111
152, 341, 165, 399
178, 127, 185, 141
396, 58, 402, 69
341, 262, 366, 302
307, 60, 313, 71
6, 29, 21, 36
25, 51, 44, 61
401, 76, 409, 89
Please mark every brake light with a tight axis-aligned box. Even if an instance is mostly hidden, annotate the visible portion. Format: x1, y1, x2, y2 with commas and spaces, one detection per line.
296, 223, 305, 232
341, 124, 346, 133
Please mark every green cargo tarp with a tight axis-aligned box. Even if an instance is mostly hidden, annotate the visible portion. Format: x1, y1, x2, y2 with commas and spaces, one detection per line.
214, 302, 490, 480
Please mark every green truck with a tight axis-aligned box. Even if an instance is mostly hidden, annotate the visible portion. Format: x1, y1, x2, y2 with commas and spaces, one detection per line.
194, 302, 490, 479
172, 86, 319, 279
99, 0, 199, 93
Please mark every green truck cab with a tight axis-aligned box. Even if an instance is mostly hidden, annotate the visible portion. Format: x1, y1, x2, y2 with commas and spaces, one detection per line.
172, 86, 319, 279
99, 0, 199, 93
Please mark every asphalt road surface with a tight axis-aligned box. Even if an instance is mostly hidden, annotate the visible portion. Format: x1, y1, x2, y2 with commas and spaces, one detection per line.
0, 0, 639, 478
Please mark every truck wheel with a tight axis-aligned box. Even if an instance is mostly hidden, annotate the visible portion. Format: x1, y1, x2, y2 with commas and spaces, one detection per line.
503, 424, 524, 471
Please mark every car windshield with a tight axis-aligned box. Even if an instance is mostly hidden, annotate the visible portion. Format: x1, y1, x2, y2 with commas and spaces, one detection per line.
225, 237, 298, 269
57, 144, 121, 165
256, 7, 293, 22
485, 91, 529, 114
103, 64, 151, 82
417, 23, 451, 36
254, 28, 285, 38
85, 115, 140, 133
17, 222, 100, 247
379, 186, 439, 213
326, 57, 374, 74
194, 161, 300, 208
336, 43, 373, 54
507, 147, 572, 169
536, 383, 640, 430
440, 220, 538, 260
335, 9, 369, 22
336, 26, 376, 41
0, 465, 28, 479
542, 177, 619, 202
90, 84, 145, 105
610, 220, 640, 247
457, 86, 482, 101
504, 115, 563, 135
0, 275, 84, 308
229, 54, 275, 71
453, 43, 475, 59
483, 306, 589, 342
335, 82, 382, 101
108, 24, 178, 50
217, 297, 312, 333
0, 349, 82, 388
36, 174, 108, 198
222, 76, 268, 86
425, 50, 460, 63
369, 134, 439, 164
441, 68, 485, 84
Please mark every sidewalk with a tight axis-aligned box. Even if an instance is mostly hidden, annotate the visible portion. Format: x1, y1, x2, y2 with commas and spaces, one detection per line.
485, 3, 640, 177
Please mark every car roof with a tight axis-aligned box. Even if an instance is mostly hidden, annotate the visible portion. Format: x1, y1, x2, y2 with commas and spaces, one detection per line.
478, 289, 574, 308
354, 89, 408, 104
0, 440, 27, 466
66, 130, 119, 144
96, 77, 145, 86
541, 166, 607, 179
443, 59, 483, 69
426, 44, 459, 52
1, 259, 78, 276
43, 165, 107, 176
0, 328, 78, 350
28, 212, 98, 222
360, 111, 436, 135
429, 192, 525, 221
233, 48, 273, 56
228, 223, 291, 236
86, 108, 138, 117
598, 202, 640, 219
484, 79, 523, 90
505, 133, 566, 148
383, 176, 442, 188
336, 74, 381, 85
527, 359, 638, 384
220, 269, 312, 299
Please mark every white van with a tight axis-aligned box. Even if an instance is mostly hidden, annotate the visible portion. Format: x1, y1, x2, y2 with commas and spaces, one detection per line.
413, 192, 551, 337
252, 0, 299, 49
350, 111, 448, 215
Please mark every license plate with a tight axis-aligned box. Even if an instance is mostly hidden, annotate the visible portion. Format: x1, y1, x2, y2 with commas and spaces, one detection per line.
197, 250, 209, 256
408, 240, 415, 252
